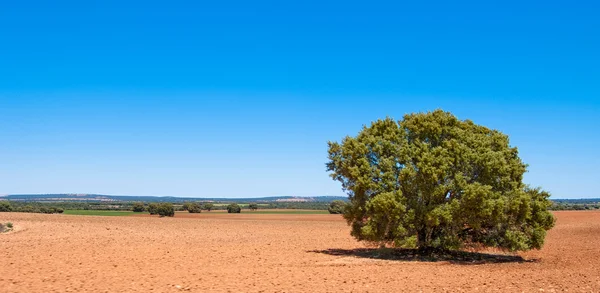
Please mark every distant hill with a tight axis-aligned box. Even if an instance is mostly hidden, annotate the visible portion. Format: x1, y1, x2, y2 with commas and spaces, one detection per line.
3, 194, 348, 203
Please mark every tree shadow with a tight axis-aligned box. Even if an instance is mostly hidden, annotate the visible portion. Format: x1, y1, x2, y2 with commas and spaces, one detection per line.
308, 248, 538, 265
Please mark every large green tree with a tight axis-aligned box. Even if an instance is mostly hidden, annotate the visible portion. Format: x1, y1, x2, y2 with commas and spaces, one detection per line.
327, 110, 555, 251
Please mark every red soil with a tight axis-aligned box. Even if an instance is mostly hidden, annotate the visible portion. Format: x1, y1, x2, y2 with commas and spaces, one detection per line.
1, 211, 599, 292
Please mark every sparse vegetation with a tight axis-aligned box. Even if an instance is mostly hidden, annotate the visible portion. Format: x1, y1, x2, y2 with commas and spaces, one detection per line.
0, 222, 13, 233
227, 203, 241, 213
249, 203, 258, 211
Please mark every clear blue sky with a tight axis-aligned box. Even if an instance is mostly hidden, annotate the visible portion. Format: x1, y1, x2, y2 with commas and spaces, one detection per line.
1, 1, 598, 198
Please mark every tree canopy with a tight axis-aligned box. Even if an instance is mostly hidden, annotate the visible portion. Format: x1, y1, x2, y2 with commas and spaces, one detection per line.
328, 200, 346, 214
156, 203, 175, 217
326, 110, 555, 251
227, 203, 241, 213
187, 203, 202, 213
203, 203, 214, 211
132, 202, 145, 212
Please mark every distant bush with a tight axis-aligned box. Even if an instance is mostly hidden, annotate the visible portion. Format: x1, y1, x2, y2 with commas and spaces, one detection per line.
328, 200, 347, 214
187, 203, 202, 213
6, 222, 13, 229
132, 202, 146, 212
248, 203, 258, 211
0, 201, 13, 212
227, 203, 241, 213
203, 203, 214, 211
11, 205, 62, 214
147, 203, 159, 215
157, 203, 175, 217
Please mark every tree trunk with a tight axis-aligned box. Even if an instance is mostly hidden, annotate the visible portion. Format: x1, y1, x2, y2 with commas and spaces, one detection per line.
417, 228, 429, 249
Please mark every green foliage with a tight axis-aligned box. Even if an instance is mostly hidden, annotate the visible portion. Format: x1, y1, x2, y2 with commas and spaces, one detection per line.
328, 200, 347, 214
0, 201, 13, 212
156, 203, 175, 217
203, 203, 214, 211
227, 203, 241, 213
187, 203, 202, 213
248, 203, 259, 211
327, 110, 555, 251
132, 202, 146, 212
10, 204, 62, 214
147, 203, 159, 215
549, 199, 600, 210
6, 222, 13, 229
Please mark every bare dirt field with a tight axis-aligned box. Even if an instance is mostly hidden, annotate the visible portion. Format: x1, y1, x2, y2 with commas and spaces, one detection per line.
1, 211, 599, 292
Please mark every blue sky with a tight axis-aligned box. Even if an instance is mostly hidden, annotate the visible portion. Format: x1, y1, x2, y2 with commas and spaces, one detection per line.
1, 1, 598, 198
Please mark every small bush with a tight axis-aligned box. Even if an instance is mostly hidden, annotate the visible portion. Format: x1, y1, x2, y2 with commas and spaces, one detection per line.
0, 222, 13, 233
328, 200, 347, 214
249, 203, 258, 211
187, 203, 202, 213
132, 202, 146, 212
147, 203, 159, 215
203, 203, 214, 211
227, 203, 241, 213
156, 203, 175, 217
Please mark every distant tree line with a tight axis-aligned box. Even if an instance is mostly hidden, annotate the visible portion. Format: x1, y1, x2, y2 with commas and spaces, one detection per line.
549, 202, 600, 211
0, 201, 64, 214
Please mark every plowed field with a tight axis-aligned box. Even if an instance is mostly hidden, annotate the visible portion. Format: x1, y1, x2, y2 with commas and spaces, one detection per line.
1, 211, 599, 292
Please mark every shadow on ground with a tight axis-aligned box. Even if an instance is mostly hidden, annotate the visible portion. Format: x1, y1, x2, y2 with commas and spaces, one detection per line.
309, 248, 538, 265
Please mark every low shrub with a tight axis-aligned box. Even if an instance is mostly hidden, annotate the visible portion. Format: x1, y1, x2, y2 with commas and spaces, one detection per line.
328, 200, 347, 214
157, 203, 175, 217
187, 203, 202, 213
132, 202, 146, 212
147, 203, 159, 215
227, 203, 241, 213
0, 222, 13, 233
203, 203, 214, 211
